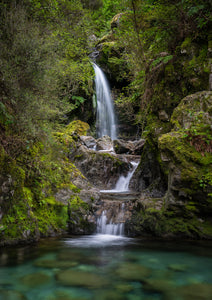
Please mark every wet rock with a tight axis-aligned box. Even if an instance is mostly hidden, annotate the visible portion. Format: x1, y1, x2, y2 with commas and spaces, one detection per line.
56, 269, 109, 288
80, 136, 96, 149
34, 259, 78, 269
20, 272, 51, 288
70, 144, 130, 189
0, 290, 26, 300
113, 139, 134, 154
113, 139, 145, 155
116, 263, 152, 281
96, 135, 113, 151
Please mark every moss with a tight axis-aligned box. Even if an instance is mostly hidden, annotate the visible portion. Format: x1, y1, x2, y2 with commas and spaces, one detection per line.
65, 120, 90, 136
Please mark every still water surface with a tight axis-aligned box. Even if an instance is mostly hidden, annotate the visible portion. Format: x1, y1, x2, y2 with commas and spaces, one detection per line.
0, 234, 212, 299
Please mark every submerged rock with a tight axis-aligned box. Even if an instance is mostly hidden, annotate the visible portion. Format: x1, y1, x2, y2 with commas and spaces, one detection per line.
20, 272, 51, 288
56, 269, 109, 288
143, 278, 176, 294
168, 264, 188, 272
34, 259, 78, 269
0, 290, 26, 300
170, 283, 212, 300
115, 262, 152, 281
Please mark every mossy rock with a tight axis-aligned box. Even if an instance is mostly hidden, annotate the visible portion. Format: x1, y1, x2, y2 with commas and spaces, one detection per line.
65, 120, 90, 136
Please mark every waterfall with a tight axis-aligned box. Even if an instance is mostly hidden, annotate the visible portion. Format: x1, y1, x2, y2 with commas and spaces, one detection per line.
97, 204, 125, 236
114, 161, 138, 192
93, 63, 117, 140
101, 161, 139, 193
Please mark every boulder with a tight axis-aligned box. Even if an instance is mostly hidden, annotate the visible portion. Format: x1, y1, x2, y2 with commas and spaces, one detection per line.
113, 139, 145, 155
96, 135, 113, 151
69, 144, 130, 189
159, 91, 212, 211
80, 135, 96, 149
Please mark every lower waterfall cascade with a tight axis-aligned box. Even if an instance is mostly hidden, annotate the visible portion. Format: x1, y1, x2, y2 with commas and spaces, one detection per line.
97, 161, 139, 236
97, 207, 125, 236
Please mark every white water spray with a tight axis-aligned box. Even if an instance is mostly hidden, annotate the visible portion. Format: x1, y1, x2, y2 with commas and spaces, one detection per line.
101, 161, 139, 193
97, 203, 125, 236
93, 63, 117, 140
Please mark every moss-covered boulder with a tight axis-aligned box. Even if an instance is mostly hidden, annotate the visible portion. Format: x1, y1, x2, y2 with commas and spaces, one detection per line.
69, 143, 130, 189
127, 91, 212, 239
159, 91, 212, 209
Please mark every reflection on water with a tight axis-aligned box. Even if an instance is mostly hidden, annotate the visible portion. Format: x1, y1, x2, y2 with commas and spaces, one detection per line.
0, 235, 212, 300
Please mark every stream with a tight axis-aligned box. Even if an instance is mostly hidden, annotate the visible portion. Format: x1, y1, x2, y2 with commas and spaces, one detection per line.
0, 237, 212, 299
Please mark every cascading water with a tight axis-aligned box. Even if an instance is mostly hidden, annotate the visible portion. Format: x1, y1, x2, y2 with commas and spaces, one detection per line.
113, 161, 138, 192
97, 204, 125, 236
93, 63, 117, 140
101, 161, 139, 193
97, 162, 138, 236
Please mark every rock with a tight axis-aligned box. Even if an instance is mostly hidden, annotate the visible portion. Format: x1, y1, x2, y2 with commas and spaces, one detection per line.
143, 278, 175, 294
0, 290, 26, 300
34, 259, 78, 269
132, 139, 146, 154
173, 283, 212, 300
129, 139, 167, 197
20, 272, 51, 288
113, 139, 134, 154
94, 290, 126, 300
115, 284, 133, 293
168, 264, 188, 272
96, 135, 113, 151
43, 289, 80, 300
70, 144, 130, 189
171, 91, 212, 130
159, 91, 212, 216
80, 136, 96, 149
66, 120, 90, 136
113, 139, 145, 155
56, 270, 109, 289
115, 263, 152, 281
159, 110, 169, 121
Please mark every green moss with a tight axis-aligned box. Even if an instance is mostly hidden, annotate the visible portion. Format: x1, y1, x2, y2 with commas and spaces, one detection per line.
66, 120, 90, 136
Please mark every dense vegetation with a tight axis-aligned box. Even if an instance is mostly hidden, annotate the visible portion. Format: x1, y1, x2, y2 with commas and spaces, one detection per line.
0, 0, 211, 243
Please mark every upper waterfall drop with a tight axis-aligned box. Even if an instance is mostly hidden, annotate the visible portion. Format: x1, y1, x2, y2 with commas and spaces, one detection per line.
93, 63, 117, 140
